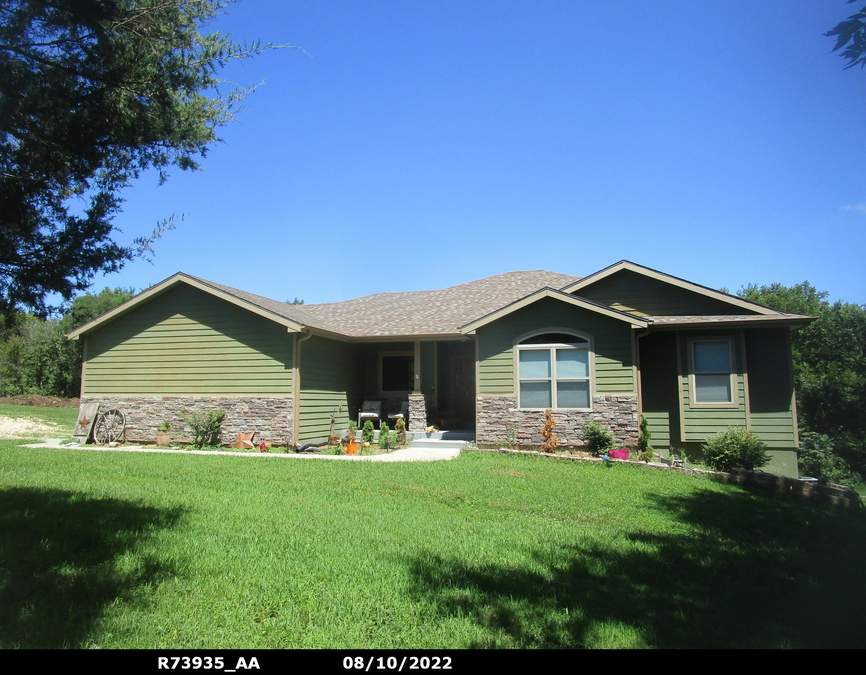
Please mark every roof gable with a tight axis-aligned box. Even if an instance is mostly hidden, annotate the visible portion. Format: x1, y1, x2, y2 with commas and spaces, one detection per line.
562, 261, 777, 317
460, 287, 648, 334
67, 273, 306, 339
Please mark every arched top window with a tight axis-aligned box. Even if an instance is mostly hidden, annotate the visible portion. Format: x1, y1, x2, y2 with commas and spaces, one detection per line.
515, 331, 591, 410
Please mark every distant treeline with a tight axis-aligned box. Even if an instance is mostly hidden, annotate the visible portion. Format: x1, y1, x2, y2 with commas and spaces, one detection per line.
738, 282, 866, 484
0, 288, 133, 399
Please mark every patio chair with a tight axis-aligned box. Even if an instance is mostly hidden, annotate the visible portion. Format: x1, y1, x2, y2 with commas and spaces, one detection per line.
358, 400, 382, 429
388, 401, 410, 425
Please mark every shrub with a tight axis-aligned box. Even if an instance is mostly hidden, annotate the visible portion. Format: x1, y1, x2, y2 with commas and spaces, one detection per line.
346, 420, 357, 443
541, 409, 558, 452
180, 408, 225, 448
394, 418, 407, 446
378, 422, 391, 449
504, 424, 518, 449
701, 427, 769, 472
798, 431, 858, 485
638, 414, 654, 463
362, 420, 375, 445
583, 421, 614, 456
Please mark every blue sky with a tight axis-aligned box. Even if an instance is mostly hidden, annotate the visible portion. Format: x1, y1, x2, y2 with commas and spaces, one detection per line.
94, 1, 865, 305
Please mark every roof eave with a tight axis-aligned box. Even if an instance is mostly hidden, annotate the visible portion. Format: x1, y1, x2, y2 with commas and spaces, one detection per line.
646, 316, 816, 331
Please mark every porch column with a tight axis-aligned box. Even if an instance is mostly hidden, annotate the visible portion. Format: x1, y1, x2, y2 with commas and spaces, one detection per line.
409, 340, 426, 431
413, 340, 421, 394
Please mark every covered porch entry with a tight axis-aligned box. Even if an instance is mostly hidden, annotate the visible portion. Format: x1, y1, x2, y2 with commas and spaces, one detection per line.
358, 338, 476, 434
295, 334, 476, 445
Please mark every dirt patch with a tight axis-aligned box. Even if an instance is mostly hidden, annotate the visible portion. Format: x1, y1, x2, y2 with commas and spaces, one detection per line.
0, 415, 69, 439
0, 395, 80, 408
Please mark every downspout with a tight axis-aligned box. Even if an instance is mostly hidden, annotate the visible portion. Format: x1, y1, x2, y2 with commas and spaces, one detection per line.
292, 329, 314, 449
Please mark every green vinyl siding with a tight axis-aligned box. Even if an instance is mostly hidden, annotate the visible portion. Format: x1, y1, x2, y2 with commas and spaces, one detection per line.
643, 411, 671, 447
745, 328, 797, 448
298, 336, 361, 444
639, 332, 680, 448
577, 269, 755, 316
679, 331, 747, 442
477, 297, 635, 396
83, 285, 293, 396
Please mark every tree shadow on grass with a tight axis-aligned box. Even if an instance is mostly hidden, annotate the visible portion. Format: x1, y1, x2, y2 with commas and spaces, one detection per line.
407, 488, 866, 648
0, 487, 185, 648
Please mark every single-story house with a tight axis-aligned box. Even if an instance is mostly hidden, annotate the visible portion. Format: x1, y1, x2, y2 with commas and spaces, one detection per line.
68, 260, 812, 476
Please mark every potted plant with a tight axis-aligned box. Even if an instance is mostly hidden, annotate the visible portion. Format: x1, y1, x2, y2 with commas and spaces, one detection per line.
346, 420, 358, 455
156, 421, 172, 446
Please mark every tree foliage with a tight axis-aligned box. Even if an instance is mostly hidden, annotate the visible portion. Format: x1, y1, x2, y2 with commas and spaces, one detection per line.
738, 281, 866, 480
0, 0, 275, 315
0, 286, 133, 396
826, 1, 866, 69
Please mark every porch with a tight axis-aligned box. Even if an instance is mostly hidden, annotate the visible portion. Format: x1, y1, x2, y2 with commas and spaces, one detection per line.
295, 335, 476, 445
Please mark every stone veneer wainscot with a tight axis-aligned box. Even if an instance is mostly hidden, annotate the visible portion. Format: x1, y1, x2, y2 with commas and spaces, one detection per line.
476, 394, 639, 448
79, 396, 294, 446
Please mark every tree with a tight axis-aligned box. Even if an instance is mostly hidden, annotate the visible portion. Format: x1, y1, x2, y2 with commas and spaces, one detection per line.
738, 282, 866, 479
826, 1, 866, 68
0, 0, 276, 315
0, 286, 133, 396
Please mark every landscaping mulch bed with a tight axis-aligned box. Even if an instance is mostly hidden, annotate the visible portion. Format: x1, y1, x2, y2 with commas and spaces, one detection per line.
0, 395, 79, 408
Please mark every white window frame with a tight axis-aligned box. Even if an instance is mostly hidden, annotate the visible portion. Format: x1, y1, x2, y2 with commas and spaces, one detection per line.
514, 329, 592, 410
688, 337, 737, 408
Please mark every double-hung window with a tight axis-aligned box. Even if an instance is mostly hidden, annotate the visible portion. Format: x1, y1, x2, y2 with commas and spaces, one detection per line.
517, 332, 590, 409
690, 339, 735, 405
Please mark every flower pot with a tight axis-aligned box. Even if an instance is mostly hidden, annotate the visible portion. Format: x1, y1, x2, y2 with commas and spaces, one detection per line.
156, 432, 171, 446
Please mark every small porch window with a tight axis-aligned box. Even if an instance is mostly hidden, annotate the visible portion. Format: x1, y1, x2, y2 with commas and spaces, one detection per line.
379, 352, 414, 396
516, 332, 591, 409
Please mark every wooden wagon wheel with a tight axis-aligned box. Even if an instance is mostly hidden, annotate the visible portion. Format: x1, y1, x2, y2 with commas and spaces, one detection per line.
93, 409, 126, 445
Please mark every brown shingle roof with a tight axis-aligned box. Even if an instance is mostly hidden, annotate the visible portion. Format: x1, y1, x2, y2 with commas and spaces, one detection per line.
193, 270, 582, 338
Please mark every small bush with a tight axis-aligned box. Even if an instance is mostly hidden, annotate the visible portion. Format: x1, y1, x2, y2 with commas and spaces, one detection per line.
362, 420, 375, 444
541, 409, 558, 452
180, 408, 225, 448
504, 424, 518, 449
379, 422, 391, 449
394, 418, 407, 446
583, 421, 614, 456
798, 432, 858, 484
701, 427, 769, 472
346, 420, 357, 443
638, 414, 654, 463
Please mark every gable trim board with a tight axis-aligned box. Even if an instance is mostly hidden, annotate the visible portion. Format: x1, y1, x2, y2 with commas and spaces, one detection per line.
71, 261, 811, 477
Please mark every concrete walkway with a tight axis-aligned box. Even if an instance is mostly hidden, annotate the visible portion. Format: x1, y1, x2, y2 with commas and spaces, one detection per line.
22, 440, 464, 462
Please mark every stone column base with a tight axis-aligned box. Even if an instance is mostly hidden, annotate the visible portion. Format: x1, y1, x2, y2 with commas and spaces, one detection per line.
408, 394, 427, 432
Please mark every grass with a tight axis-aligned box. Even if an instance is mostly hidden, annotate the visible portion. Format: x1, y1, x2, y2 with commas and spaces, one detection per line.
0, 404, 78, 433
1, 430, 865, 649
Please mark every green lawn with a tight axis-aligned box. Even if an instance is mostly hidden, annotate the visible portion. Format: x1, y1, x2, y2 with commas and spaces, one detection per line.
0, 404, 79, 432
1, 433, 864, 649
